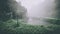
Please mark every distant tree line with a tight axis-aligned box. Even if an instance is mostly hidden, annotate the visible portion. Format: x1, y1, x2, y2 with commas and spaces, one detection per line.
43, 0, 60, 25
55, 0, 60, 19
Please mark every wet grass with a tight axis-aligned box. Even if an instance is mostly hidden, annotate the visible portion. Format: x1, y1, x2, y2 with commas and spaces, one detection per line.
0, 19, 60, 34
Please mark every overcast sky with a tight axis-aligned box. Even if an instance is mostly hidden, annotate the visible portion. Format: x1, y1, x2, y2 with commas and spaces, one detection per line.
16, 0, 56, 18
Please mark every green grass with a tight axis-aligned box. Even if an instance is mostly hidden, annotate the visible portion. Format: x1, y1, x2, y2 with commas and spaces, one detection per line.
0, 19, 60, 34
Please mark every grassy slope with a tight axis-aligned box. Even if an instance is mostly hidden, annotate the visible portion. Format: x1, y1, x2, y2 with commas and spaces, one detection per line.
0, 19, 60, 34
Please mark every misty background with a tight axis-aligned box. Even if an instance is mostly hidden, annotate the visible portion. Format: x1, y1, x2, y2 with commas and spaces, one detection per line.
0, 0, 59, 25
16, 0, 56, 18
15, 0, 57, 25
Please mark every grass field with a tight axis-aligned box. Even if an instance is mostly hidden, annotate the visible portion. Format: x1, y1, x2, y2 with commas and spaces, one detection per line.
0, 19, 60, 34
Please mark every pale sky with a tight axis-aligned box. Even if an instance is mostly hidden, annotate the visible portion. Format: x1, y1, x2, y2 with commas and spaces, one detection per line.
16, 0, 56, 18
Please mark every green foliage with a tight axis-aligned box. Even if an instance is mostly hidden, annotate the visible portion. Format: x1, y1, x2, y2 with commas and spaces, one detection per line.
45, 18, 60, 25
0, 20, 60, 34
0, 0, 27, 21
55, 0, 60, 18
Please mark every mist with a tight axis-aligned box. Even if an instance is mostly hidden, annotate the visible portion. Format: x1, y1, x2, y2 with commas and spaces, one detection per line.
16, 0, 56, 25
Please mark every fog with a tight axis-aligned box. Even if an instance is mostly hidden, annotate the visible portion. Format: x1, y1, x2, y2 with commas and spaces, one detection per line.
16, 0, 56, 25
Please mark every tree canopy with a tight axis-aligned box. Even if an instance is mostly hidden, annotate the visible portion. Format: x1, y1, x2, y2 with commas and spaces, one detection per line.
0, 0, 27, 21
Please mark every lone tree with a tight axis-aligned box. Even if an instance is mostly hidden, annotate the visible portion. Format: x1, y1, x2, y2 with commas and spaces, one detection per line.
0, 0, 27, 27
0, 0, 27, 21
0, 0, 18, 21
